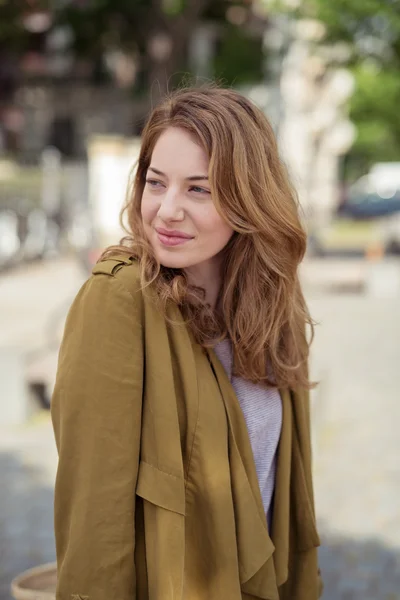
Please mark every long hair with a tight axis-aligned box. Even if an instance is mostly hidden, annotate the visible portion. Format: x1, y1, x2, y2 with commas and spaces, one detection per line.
102, 85, 314, 390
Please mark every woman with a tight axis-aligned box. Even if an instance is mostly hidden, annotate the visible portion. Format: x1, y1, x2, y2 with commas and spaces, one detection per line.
51, 86, 322, 600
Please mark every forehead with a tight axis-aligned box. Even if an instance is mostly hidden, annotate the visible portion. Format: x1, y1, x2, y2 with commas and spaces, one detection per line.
150, 127, 209, 175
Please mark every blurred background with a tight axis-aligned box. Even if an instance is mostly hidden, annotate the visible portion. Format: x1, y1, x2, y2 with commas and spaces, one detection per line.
0, 0, 399, 598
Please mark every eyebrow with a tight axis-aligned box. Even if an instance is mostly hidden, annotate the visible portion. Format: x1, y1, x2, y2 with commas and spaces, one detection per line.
148, 166, 208, 181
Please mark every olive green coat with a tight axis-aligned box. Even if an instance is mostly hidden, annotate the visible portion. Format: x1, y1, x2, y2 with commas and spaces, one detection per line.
51, 255, 322, 600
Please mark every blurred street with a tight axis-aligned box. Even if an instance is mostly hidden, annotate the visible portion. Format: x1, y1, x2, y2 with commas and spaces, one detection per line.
0, 255, 400, 599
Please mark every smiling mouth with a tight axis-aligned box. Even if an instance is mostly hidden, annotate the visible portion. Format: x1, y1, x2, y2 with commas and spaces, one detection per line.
155, 229, 194, 247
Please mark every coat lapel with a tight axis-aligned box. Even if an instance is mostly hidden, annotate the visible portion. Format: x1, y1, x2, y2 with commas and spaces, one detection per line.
207, 349, 280, 600
288, 388, 321, 553
271, 389, 292, 586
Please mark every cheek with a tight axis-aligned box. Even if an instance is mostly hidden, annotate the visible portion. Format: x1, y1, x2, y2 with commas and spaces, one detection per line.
198, 217, 233, 255
199, 206, 233, 243
216, 222, 234, 248
140, 193, 154, 224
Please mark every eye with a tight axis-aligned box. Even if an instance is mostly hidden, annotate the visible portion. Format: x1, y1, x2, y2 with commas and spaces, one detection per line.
145, 179, 164, 188
190, 185, 211, 194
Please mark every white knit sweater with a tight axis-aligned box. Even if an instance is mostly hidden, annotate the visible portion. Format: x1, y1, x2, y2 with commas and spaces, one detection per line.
214, 339, 282, 529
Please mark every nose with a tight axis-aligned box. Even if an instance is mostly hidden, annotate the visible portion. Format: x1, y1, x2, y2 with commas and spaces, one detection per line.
157, 188, 184, 222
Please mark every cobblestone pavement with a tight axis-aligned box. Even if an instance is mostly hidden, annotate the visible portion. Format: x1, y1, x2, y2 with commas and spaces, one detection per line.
0, 257, 399, 599
0, 418, 57, 600
309, 289, 400, 599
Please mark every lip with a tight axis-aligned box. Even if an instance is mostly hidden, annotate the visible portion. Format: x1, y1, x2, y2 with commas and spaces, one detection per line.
156, 228, 194, 239
155, 227, 194, 247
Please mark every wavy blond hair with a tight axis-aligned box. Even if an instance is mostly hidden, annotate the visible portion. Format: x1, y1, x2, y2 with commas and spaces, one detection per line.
102, 85, 314, 390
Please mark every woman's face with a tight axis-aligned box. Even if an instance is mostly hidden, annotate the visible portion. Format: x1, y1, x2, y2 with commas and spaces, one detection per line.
141, 127, 233, 273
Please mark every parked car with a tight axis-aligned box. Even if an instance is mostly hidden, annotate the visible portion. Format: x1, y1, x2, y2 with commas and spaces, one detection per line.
338, 190, 400, 219
309, 165, 400, 257
338, 162, 400, 218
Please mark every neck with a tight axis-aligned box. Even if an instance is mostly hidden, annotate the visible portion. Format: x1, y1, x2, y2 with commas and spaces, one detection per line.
184, 259, 222, 310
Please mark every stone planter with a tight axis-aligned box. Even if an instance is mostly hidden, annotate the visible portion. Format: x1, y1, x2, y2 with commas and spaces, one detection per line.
11, 563, 57, 600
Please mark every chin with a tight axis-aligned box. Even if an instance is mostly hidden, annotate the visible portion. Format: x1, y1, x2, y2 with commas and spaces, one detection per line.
155, 249, 191, 270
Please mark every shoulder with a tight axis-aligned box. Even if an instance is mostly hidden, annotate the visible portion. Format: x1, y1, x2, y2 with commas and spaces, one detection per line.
64, 255, 144, 335
91, 253, 142, 300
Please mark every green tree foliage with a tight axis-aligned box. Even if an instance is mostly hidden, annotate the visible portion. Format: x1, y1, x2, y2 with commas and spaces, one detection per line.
308, 0, 400, 66
55, 0, 265, 91
0, 0, 266, 105
213, 24, 264, 85
347, 64, 400, 178
305, 0, 400, 177
269, 0, 400, 177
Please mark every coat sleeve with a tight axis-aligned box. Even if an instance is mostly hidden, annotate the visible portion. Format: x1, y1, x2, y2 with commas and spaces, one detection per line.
51, 271, 144, 600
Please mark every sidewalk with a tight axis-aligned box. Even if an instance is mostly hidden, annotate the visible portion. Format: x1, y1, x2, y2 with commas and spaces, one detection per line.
0, 416, 57, 600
